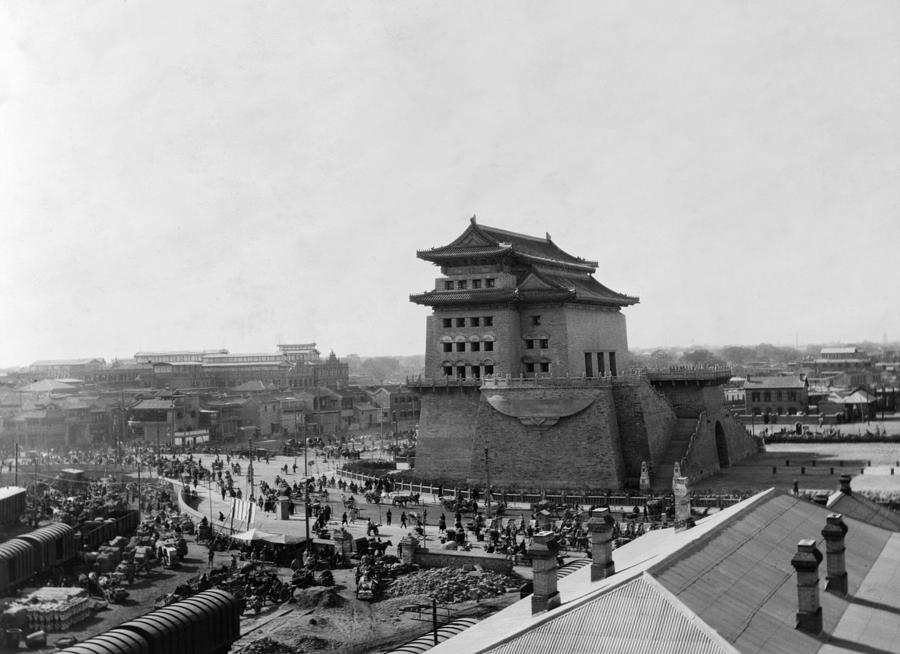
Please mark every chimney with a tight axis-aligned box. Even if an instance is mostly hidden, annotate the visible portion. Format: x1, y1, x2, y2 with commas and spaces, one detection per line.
528, 531, 561, 614
790, 539, 823, 634
587, 508, 616, 581
839, 474, 852, 495
821, 513, 848, 595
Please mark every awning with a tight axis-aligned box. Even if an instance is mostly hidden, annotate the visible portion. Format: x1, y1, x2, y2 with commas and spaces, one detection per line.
231, 528, 304, 544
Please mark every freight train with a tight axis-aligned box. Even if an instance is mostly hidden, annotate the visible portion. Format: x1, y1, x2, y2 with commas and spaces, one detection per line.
57, 588, 241, 654
0, 487, 27, 528
0, 509, 140, 596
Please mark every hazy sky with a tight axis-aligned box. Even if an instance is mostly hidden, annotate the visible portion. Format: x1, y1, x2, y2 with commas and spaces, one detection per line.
1, 1, 898, 368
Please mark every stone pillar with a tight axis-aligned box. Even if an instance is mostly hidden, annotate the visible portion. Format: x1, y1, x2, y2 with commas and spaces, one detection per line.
399, 534, 418, 566
673, 476, 691, 531
536, 510, 551, 532
331, 528, 353, 565
639, 461, 651, 493
790, 539, 823, 634
839, 474, 852, 495
586, 508, 615, 582
277, 496, 291, 520
821, 513, 848, 595
528, 531, 560, 614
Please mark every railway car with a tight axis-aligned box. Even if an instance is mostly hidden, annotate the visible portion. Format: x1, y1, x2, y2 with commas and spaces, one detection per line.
0, 539, 36, 593
0, 513, 140, 595
18, 523, 76, 573
0, 487, 27, 527
56, 628, 149, 654
58, 589, 240, 654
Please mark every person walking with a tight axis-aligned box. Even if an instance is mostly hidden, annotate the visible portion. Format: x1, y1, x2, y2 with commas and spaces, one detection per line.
207, 546, 215, 568
386, 509, 392, 526
342, 512, 348, 526
400, 511, 407, 529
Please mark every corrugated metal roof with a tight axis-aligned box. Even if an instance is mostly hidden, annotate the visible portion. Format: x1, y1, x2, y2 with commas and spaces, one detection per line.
827, 491, 900, 531
485, 575, 734, 654
652, 493, 895, 654
822, 532, 900, 653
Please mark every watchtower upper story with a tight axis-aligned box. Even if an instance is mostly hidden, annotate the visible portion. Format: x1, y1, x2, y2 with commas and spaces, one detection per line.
410, 217, 639, 380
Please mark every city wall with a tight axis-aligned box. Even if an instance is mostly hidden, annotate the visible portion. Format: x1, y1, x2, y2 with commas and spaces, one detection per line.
414, 378, 758, 490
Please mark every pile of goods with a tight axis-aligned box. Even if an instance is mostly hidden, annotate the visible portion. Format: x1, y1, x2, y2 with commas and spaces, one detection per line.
2, 587, 92, 632
238, 637, 295, 654
386, 567, 518, 604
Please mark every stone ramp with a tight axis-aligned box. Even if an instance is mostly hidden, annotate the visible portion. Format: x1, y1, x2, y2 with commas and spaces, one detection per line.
652, 417, 698, 490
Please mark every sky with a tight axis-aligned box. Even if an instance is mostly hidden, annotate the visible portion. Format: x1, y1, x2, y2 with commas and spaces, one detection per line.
1, 0, 899, 368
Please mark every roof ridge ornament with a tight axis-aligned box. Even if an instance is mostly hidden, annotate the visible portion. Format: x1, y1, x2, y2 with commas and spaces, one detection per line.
470, 214, 477, 225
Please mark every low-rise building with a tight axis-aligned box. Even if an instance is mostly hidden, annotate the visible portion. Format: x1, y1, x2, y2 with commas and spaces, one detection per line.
743, 375, 808, 416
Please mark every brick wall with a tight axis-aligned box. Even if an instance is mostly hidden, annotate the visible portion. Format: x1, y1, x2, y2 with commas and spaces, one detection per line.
425, 306, 520, 378
518, 304, 568, 375
415, 380, 758, 491
611, 381, 678, 481
414, 388, 483, 480
655, 384, 761, 482
563, 306, 628, 376
469, 386, 626, 490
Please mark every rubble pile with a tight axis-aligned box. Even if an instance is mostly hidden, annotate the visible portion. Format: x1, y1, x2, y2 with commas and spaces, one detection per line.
386, 567, 517, 604
238, 637, 295, 654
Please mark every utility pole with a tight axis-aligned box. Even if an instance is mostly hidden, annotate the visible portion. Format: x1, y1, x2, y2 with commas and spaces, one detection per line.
248, 436, 254, 501
304, 435, 310, 543
136, 459, 142, 522
432, 597, 438, 646
484, 447, 491, 519
14, 442, 18, 486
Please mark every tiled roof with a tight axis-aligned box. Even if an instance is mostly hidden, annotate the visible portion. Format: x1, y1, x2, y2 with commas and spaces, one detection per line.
537, 270, 639, 306
484, 574, 734, 654
409, 289, 516, 306
417, 219, 597, 271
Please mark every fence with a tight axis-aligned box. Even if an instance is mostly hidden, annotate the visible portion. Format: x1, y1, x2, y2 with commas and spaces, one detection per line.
335, 466, 746, 510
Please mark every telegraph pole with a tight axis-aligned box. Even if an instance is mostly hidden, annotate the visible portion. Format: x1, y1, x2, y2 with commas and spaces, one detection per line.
304, 436, 310, 543
484, 447, 491, 518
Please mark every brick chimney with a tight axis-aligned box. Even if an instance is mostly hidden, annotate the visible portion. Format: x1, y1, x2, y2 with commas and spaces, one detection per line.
528, 531, 561, 614
587, 508, 615, 582
790, 539, 823, 634
839, 474, 852, 495
821, 513, 848, 595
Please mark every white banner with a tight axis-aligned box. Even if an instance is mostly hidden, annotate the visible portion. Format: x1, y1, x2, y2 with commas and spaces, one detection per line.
231, 498, 256, 528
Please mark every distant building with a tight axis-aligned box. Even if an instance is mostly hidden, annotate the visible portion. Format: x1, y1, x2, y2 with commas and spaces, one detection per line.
743, 376, 808, 416
30, 358, 105, 379
368, 385, 421, 434
134, 350, 228, 364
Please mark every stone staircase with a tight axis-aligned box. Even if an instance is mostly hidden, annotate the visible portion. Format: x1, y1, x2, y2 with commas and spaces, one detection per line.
652, 417, 698, 491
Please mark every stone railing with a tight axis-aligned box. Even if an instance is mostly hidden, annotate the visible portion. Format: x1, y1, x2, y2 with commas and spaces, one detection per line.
406, 366, 732, 390
646, 366, 733, 383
